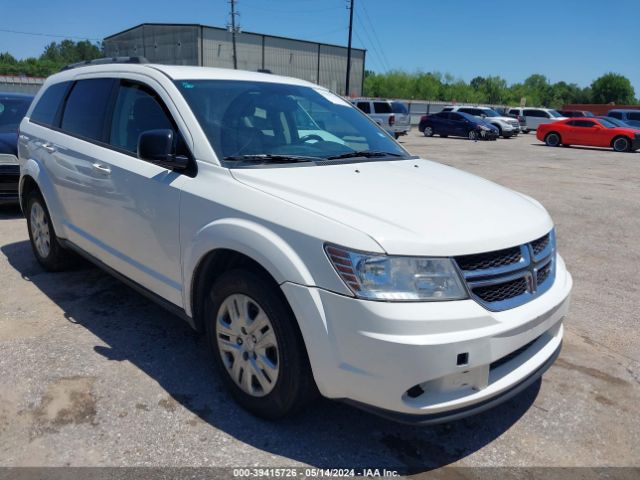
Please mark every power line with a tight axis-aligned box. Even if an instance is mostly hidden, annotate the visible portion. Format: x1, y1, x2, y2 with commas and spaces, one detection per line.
359, 2, 392, 72
353, 12, 390, 72
0, 28, 100, 42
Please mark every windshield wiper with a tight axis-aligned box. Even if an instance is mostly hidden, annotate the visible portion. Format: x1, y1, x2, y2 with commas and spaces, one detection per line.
325, 150, 404, 160
224, 154, 320, 163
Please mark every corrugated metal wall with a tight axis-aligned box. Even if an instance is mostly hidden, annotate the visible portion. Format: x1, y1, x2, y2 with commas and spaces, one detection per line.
104, 24, 365, 96
105, 25, 199, 65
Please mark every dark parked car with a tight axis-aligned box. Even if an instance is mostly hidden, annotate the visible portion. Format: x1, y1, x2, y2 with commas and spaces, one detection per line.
558, 110, 594, 118
1, 92, 33, 204
607, 109, 640, 128
419, 111, 499, 140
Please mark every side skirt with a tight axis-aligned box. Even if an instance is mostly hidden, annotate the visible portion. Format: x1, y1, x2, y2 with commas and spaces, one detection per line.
60, 239, 197, 330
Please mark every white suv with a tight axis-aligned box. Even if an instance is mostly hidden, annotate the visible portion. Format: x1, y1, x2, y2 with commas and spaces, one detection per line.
508, 108, 567, 131
352, 98, 412, 139
443, 106, 521, 138
18, 60, 572, 423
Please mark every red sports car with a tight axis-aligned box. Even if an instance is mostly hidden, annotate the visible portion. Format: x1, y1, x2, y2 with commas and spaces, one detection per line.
537, 117, 640, 152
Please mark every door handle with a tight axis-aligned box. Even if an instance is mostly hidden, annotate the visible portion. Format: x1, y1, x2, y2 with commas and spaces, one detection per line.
42, 143, 56, 153
92, 163, 111, 175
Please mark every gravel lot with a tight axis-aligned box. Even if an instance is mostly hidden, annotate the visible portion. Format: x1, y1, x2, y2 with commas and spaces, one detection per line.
0, 133, 639, 473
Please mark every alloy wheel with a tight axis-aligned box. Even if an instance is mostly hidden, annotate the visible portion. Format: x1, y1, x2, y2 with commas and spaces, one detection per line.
30, 201, 51, 258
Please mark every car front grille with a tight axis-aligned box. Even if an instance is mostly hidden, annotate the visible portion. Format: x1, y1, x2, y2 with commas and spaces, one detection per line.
454, 230, 556, 311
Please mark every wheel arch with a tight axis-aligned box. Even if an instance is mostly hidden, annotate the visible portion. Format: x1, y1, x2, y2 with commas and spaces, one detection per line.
184, 218, 316, 329
611, 135, 632, 151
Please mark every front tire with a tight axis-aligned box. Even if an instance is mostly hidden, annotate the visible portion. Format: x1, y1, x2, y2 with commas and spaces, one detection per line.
545, 132, 561, 147
612, 136, 631, 152
26, 192, 76, 271
468, 130, 478, 141
205, 269, 316, 419
423, 126, 434, 137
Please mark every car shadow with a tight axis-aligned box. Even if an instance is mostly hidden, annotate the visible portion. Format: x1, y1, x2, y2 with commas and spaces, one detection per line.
1, 239, 541, 473
530, 143, 638, 153
0, 204, 23, 220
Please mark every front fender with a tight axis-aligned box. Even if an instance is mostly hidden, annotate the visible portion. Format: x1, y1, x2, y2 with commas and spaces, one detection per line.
182, 218, 315, 317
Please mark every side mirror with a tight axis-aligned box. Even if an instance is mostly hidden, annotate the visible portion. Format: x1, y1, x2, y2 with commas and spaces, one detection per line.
481, 114, 487, 118
138, 129, 189, 171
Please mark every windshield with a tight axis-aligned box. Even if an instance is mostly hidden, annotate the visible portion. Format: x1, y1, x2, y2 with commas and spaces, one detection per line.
175, 80, 409, 163
549, 110, 564, 118
481, 109, 500, 117
0, 97, 31, 133
391, 101, 409, 114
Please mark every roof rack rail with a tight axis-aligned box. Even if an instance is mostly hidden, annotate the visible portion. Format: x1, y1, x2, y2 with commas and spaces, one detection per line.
60, 56, 149, 72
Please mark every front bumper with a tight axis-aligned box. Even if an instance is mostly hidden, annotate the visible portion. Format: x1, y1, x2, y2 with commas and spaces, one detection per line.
281, 255, 572, 422
0, 164, 20, 204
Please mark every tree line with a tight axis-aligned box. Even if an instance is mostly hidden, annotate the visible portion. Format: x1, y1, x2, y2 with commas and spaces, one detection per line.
1, 39, 637, 108
363, 71, 638, 107
0, 40, 102, 77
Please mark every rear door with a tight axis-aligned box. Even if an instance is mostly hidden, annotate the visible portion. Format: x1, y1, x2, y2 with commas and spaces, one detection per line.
372, 101, 393, 133
448, 112, 467, 136
524, 109, 548, 129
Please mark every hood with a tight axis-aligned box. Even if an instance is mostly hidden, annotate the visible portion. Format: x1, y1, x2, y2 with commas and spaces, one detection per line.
495, 116, 519, 123
231, 159, 553, 256
0, 132, 18, 156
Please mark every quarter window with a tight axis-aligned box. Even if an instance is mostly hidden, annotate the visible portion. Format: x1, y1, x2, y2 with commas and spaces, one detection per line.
30, 81, 72, 127
61, 79, 116, 141
373, 102, 392, 114
109, 82, 174, 153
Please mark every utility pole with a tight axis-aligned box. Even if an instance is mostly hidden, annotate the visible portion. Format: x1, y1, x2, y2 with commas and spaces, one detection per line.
228, 0, 239, 69
345, 0, 354, 96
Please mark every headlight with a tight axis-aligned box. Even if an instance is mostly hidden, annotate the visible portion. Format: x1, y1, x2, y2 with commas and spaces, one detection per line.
0, 154, 19, 165
325, 244, 468, 301
479, 125, 490, 131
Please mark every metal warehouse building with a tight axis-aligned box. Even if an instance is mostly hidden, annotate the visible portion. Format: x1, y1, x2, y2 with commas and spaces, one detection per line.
103, 23, 366, 96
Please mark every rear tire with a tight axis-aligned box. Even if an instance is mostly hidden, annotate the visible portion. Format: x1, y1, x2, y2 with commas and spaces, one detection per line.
25, 191, 76, 271
612, 136, 631, 152
440, 134, 448, 138
205, 269, 317, 420
545, 132, 561, 147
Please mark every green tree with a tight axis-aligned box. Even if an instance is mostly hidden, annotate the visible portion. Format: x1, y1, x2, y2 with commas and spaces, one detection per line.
590, 73, 636, 104
0, 39, 102, 77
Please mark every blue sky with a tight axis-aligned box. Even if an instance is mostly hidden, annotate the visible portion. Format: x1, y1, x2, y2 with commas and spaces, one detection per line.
1, 0, 639, 93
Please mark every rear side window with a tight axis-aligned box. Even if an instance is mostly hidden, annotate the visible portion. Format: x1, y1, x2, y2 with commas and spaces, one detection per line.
441, 107, 453, 112
508, 109, 520, 116
109, 82, 174, 153
373, 102, 392, 114
61, 79, 116, 141
356, 102, 371, 114
391, 102, 408, 114
574, 120, 595, 127
609, 111, 622, 119
628, 112, 640, 121
30, 82, 72, 127
524, 109, 545, 118
449, 113, 464, 121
